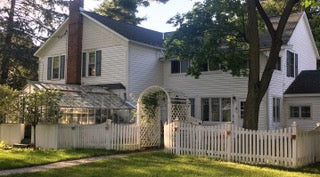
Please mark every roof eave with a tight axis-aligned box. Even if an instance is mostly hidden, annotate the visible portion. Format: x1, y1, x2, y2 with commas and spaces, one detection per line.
284, 93, 320, 97
34, 18, 69, 58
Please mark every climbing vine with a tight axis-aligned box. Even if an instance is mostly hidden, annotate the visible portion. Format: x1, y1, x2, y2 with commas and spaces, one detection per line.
141, 91, 166, 123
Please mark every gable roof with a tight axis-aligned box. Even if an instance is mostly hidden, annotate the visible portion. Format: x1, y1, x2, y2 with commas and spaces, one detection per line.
81, 10, 164, 48
284, 70, 320, 94
259, 12, 303, 48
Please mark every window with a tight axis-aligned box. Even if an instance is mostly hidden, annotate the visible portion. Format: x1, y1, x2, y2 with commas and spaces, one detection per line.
211, 98, 220, 121
273, 98, 281, 122
82, 50, 102, 77
47, 55, 65, 80
275, 57, 281, 71
201, 98, 209, 121
201, 97, 231, 122
52, 56, 60, 79
240, 101, 245, 119
88, 52, 96, 76
290, 106, 311, 119
189, 98, 195, 117
287, 51, 298, 77
171, 60, 189, 73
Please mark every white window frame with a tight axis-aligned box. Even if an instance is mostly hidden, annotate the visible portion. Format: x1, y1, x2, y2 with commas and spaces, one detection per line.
201, 97, 232, 122
88, 51, 96, 77
287, 50, 297, 78
49, 55, 65, 80
289, 105, 312, 119
239, 99, 246, 119
171, 60, 189, 74
272, 97, 281, 122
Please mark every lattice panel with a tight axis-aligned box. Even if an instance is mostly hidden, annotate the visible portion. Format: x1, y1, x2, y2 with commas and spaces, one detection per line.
140, 122, 161, 148
171, 104, 191, 121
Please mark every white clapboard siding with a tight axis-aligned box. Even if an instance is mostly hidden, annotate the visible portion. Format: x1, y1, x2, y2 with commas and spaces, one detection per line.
164, 121, 320, 168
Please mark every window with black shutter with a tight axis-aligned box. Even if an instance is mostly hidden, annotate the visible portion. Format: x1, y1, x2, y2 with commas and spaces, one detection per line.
82, 53, 86, 77
60, 55, 65, 79
47, 57, 52, 80
286, 51, 295, 77
96, 50, 102, 76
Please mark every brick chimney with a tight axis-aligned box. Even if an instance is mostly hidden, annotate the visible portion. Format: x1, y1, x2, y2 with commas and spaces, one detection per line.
67, 0, 83, 84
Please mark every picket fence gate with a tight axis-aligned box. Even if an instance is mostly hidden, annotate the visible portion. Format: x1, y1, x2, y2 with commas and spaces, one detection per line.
164, 121, 320, 168
34, 120, 140, 150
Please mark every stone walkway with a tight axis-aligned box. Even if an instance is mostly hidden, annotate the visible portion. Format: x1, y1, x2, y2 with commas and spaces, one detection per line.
0, 151, 157, 176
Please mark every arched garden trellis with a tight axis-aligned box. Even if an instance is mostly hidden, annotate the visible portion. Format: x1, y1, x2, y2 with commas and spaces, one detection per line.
137, 85, 198, 148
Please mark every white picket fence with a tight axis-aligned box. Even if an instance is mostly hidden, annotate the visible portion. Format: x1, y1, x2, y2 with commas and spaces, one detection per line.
33, 120, 140, 150
164, 121, 320, 168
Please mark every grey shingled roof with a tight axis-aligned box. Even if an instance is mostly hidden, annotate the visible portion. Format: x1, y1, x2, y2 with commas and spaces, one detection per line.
285, 70, 320, 94
82, 10, 164, 48
30, 82, 134, 109
82, 10, 302, 49
260, 12, 303, 48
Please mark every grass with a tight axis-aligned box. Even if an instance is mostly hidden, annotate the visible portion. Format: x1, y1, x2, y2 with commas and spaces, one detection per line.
6, 152, 320, 177
0, 148, 120, 170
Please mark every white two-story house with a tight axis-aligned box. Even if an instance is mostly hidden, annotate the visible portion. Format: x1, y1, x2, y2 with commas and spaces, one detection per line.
32, 0, 319, 130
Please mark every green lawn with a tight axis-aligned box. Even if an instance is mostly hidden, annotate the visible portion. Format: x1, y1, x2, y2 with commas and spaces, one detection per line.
0, 148, 119, 170
6, 152, 320, 177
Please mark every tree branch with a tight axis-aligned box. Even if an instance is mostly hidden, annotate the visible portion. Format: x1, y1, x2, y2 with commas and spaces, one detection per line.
255, 0, 276, 37
276, 0, 300, 38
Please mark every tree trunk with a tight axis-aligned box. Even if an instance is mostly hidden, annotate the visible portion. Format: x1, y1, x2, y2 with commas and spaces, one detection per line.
33, 125, 36, 150
0, 0, 16, 84
243, 0, 261, 130
243, 0, 299, 130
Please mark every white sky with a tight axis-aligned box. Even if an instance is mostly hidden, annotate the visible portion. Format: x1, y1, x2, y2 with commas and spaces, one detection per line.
84, 0, 202, 32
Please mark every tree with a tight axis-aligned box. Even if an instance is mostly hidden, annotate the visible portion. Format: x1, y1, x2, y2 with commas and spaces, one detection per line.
0, 85, 19, 123
0, 0, 68, 88
165, 0, 317, 130
95, 0, 169, 25
21, 89, 62, 149
262, 0, 320, 52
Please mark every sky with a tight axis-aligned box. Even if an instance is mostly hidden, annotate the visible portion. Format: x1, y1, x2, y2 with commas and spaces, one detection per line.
84, 0, 202, 32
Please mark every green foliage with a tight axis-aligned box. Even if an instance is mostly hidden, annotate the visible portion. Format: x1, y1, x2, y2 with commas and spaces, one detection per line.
141, 91, 166, 122
262, 0, 320, 52
21, 89, 62, 126
165, 0, 248, 78
95, 0, 168, 25
0, 0, 68, 88
0, 85, 19, 123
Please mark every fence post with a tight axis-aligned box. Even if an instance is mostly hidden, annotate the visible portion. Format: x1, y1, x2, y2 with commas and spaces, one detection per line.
175, 120, 181, 155
292, 122, 298, 167
226, 123, 232, 161
105, 119, 112, 149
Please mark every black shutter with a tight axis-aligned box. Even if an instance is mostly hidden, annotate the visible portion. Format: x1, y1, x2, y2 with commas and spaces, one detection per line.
286, 51, 291, 77
47, 57, 52, 80
82, 53, 86, 77
295, 53, 298, 78
60, 55, 65, 79
96, 50, 102, 76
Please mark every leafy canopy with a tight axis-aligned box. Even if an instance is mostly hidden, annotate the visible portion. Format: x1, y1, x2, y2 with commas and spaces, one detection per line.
95, 0, 169, 25
165, 0, 248, 78
22, 89, 62, 126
